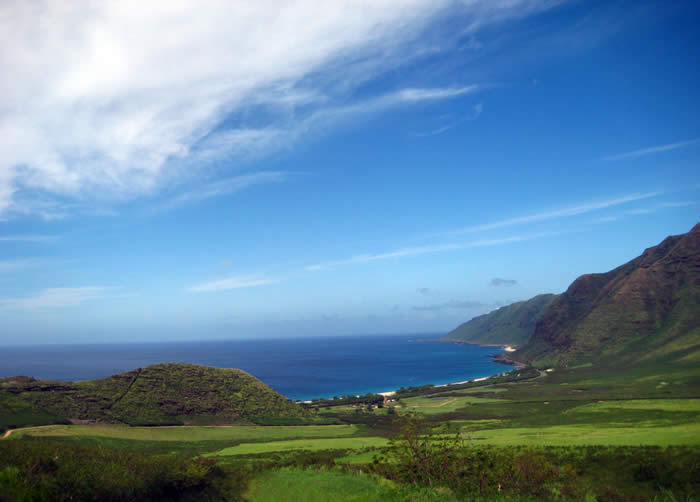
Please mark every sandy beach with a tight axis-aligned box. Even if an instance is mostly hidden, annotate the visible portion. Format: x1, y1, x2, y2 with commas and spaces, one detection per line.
373, 343, 519, 397
376, 374, 500, 398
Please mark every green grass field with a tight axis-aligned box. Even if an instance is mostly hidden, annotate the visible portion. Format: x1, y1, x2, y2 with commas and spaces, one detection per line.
398, 393, 506, 415
7, 370, 699, 457
210, 436, 389, 456
565, 398, 700, 413
10, 423, 359, 442
244, 469, 535, 502
464, 422, 700, 446
454, 387, 507, 394
6, 423, 367, 457
2, 360, 699, 501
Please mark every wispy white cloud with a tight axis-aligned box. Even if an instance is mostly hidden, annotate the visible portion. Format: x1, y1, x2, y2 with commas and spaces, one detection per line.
160, 171, 289, 210
591, 200, 698, 223
603, 138, 700, 161
413, 125, 454, 137
0, 259, 51, 273
438, 192, 660, 237
623, 208, 656, 216
305, 243, 463, 271
289, 86, 481, 139
0, 287, 111, 310
182, 85, 482, 172
594, 216, 618, 223
466, 235, 535, 247
306, 234, 545, 271
188, 275, 277, 293
657, 200, 699, 209
457, 0, 565, 34
392, 86, 478, 102
412, 103, 483, 137
304, 192, 671, 273
0, 235, 57, 242
0, 0, 558, 218
623, 200, 697, 217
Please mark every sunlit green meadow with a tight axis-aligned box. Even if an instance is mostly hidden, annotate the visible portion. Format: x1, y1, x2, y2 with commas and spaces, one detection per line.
210, 436, 389, 456
462, 422, 700, 446
10, 423, 359, 442
244, 468, 536, 502
397, 393, 506, 415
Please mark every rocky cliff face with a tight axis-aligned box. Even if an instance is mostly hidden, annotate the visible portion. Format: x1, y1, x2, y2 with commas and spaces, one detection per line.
515, 223, 700, 366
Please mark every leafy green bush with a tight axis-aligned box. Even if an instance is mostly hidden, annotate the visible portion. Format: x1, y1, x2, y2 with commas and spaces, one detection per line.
251, 416, 340, 426
118, 416, 184, 426
305, 393, 384, 409
379, 414, 465, 486
0, 437, 245, 502
369, 415, 700, 501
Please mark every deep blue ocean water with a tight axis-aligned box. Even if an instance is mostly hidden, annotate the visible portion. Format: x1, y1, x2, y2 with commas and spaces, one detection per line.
0, 334, 508, 401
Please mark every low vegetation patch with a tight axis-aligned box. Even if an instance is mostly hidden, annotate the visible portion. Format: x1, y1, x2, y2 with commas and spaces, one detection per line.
0, 363, 308, 428
369, 417, 700, 501
245, 468, 528, 502
0, 437, 243, 502
10, 423, 359, 442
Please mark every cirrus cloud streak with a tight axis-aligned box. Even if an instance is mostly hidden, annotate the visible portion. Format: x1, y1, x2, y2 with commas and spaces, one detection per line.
188, 275, 278, 293
0, 287, 112, 310
0, 0, 560, 217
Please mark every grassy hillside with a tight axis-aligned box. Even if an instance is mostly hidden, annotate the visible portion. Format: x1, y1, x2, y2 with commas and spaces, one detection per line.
0, 363, 308, 428
444, 294, 556, 347
6, 360, 699, 501
515, 223, 700, 367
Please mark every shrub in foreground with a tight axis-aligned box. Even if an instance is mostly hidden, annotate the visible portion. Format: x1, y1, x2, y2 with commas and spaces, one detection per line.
368, 415, 700, 501
0, 437, 247, 502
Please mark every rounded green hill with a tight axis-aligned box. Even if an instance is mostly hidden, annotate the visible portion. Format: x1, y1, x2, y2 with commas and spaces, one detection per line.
1, 362, 308, 427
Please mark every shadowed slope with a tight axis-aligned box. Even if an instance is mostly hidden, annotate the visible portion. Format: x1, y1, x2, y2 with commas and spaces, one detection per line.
1, 363, 307, 427
444, 294, 557, 347
516, 223, 700, 367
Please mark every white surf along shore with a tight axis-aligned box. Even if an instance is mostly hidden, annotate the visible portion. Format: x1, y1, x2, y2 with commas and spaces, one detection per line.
298, 343, 519, 402
378, 375, 490, 398
376, 344, 517, 397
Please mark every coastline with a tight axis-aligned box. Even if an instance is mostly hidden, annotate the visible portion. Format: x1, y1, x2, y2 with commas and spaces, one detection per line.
370, 341, 526, 399
444, 338, 517, 352
444, 339, 526, 368
4, 336, 522, 404
376, 374, 493, 397
298, 348, 518, 402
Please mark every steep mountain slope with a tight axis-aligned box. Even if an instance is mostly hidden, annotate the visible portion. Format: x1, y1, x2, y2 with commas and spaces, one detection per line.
515, 223, 700, 367
0, 363, 308, 426
444, 294, 557, 347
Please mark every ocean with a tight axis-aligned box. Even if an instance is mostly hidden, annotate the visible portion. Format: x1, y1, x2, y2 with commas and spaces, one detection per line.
0, 334, 508, 401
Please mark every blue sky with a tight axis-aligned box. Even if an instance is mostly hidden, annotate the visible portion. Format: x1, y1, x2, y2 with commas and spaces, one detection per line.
0, 0, 698, 344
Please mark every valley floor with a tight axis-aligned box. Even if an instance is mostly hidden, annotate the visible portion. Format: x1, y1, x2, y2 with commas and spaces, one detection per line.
2, 360, 699, 501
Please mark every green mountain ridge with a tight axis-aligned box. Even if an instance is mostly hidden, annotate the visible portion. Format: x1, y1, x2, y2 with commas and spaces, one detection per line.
445, 223, 700, 369
0, 362, 308, 428
443, 293, 557, 347
515, 223, 700, 367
